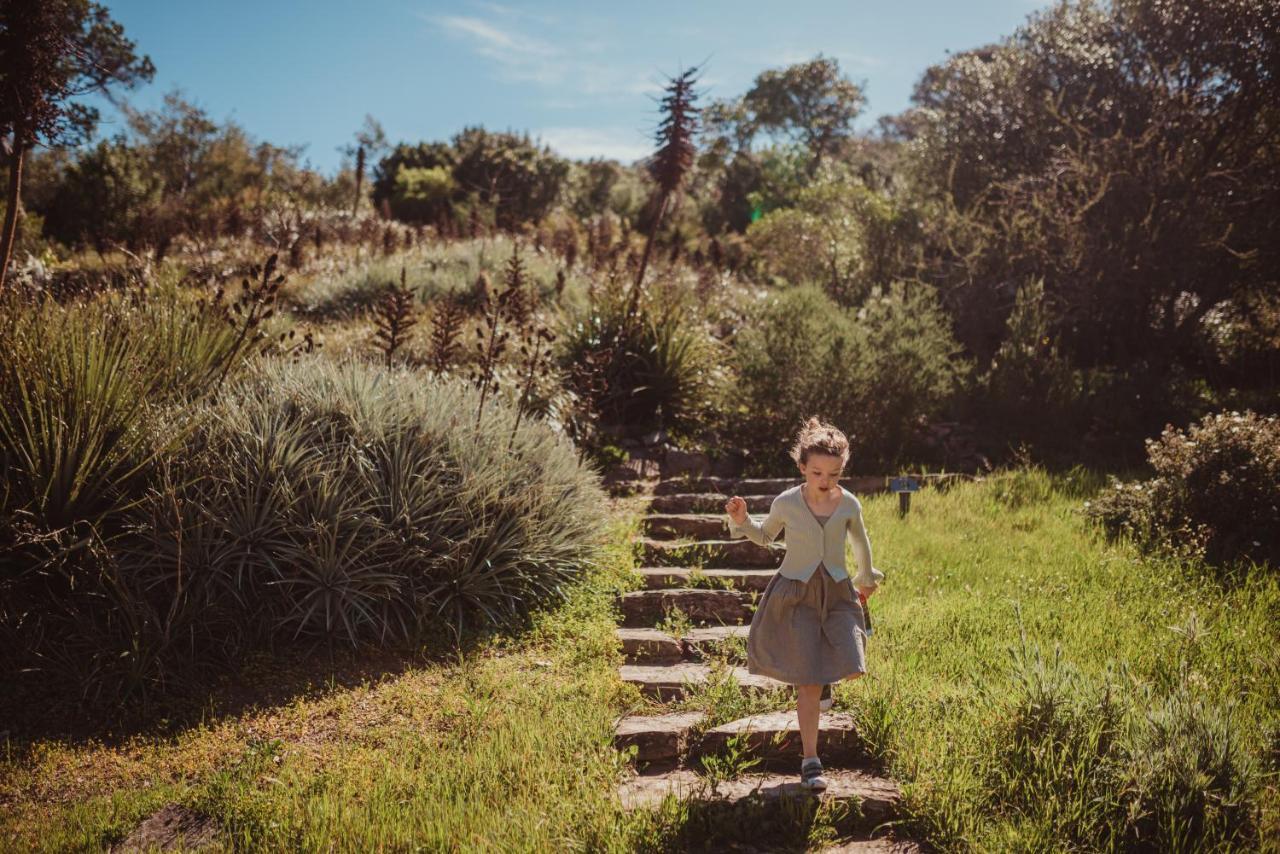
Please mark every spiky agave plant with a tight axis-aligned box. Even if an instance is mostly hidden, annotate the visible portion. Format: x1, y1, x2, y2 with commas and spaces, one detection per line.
625, 62, 703, 328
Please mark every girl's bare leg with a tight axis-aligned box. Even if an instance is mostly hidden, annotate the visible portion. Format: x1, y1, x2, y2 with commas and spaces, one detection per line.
796, 683, 822, 758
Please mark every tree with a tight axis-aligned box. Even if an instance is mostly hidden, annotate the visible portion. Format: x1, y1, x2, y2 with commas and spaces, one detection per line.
703, 55, 866, 179
370, 140, 456, 225
450, 126, 569, 230
338, 114, 387, 216
901, 0, 1280, 381
0, 0, 154, 287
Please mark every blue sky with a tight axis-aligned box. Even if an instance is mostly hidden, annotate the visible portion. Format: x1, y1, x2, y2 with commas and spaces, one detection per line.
81, 0, 1052, 175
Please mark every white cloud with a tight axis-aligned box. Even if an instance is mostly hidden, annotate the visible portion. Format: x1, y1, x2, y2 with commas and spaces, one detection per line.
425, 8, 675, 99
533, 126, 652, 163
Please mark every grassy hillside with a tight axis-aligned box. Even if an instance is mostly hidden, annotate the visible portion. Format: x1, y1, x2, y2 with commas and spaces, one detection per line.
2, 468, 1276, 851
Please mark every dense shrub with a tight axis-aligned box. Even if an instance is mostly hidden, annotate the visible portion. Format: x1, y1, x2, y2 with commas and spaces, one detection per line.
725, 281, 969, 472
0, 280, 261, 543
0, 276, 276, 709
372, 128, 570, 231
744, 165, 920, 306
1084, 410, 1280, 570
557, 272, 727, 446
67, 356, 608, 708
975, 630, 1264, 852
969, 277, 1087, 464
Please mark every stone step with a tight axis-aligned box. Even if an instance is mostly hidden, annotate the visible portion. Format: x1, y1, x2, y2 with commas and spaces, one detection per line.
649, 493, 773, 514
681, 625, 751, 660
636, 566, 776, 592
817, 836, 924, 853
616, 627, 685, 663
652, 476, 799, 496
616, 765, 905, 833
692, 710, 870, 769
616, 624, 751, 665
637, 537, 781, 569
617, 588, 756, 628
642, 513, 731, 540
614, 707, 864, 771
651, 473, 968, 498
614, 710, 706, 766
652, 475, 890, 497
619, 663, 787, 701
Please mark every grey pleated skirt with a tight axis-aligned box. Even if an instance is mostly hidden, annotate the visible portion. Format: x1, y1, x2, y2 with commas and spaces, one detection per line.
746, 561, 868, 686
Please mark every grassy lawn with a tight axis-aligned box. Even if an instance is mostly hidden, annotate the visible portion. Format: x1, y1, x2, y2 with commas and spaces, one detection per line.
2, 468, 1276, 852
847, 466, 1280, 851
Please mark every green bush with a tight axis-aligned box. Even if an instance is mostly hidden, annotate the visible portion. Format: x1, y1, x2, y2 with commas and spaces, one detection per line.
0, 278, 273, 710
1084, 410, 1280, 570
972, 277, 1087, 464
973, 625, 1264, 851
726, 281, 969, 471
556, 273, 727, 447
93, 356, 611, 706
1118, 682, 1262, 852
0, 280, 259, 542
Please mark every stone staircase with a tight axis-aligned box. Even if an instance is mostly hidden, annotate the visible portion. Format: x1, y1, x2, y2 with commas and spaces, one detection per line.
611, 476, 924, 852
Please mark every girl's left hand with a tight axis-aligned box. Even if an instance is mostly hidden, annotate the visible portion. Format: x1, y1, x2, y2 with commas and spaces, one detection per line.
856, 585, 877, 601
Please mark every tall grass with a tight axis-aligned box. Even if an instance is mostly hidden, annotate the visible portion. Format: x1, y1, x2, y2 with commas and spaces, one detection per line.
0, 276, 281, 710
290, 235, 588, 322
843, 465, 1277, 851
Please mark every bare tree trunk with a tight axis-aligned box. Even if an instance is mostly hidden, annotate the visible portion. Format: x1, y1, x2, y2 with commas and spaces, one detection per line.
0, 133, 26, 291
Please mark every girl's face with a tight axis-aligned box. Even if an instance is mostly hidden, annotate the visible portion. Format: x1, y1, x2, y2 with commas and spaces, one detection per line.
798, 452, 845, 496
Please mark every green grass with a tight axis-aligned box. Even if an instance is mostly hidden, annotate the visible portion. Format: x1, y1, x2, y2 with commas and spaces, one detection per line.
3, 465, 1276, 852
839, 465, 1280, 851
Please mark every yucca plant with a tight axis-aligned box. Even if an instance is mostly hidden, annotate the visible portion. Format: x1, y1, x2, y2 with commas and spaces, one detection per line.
558, 270, 723, 442
0, 273, 280, 713
118, 356, 610, 675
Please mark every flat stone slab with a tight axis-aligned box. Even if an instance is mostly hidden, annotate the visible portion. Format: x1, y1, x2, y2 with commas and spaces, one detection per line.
614, 710, 707, 764
681, 624, 750, 660
643, 514, 731, 540
694, 710, 869, 767
619, 663, 787, 701
616, 627, 684, 663
651, 476, 889, 497
616, 765, 903, 822
650, 493, 772, 514
817, 836, 924, 853
113, 803, 220, 852
637, 538, 782, 569
617, 588, 756, 628
637, 567, 775, 592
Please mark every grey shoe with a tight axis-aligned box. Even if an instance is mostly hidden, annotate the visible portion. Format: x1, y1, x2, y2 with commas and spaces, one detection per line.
800, 756, 828, 791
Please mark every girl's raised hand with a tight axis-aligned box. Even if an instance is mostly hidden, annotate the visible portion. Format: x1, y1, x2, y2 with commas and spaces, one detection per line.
724, 495, 748, 525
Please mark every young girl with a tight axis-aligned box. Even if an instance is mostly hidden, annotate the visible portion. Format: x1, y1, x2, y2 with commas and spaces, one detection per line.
723, 416, 884, 791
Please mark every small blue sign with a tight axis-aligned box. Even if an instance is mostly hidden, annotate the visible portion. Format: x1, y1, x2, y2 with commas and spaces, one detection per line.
889, 476, 920, 493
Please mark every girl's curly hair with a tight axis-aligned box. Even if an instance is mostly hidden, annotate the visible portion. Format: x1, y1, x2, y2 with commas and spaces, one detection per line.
790, 415, 850, 466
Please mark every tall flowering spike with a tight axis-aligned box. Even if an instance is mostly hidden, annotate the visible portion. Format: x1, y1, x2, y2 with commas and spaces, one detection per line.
649, 64, 703, 195
626, 62, 705, 322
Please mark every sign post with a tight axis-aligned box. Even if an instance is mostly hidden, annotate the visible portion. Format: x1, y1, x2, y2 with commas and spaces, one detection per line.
888, 475, 920, 517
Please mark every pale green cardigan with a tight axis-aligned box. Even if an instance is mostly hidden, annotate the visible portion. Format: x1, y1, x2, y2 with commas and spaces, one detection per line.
726, 484, 885, 589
